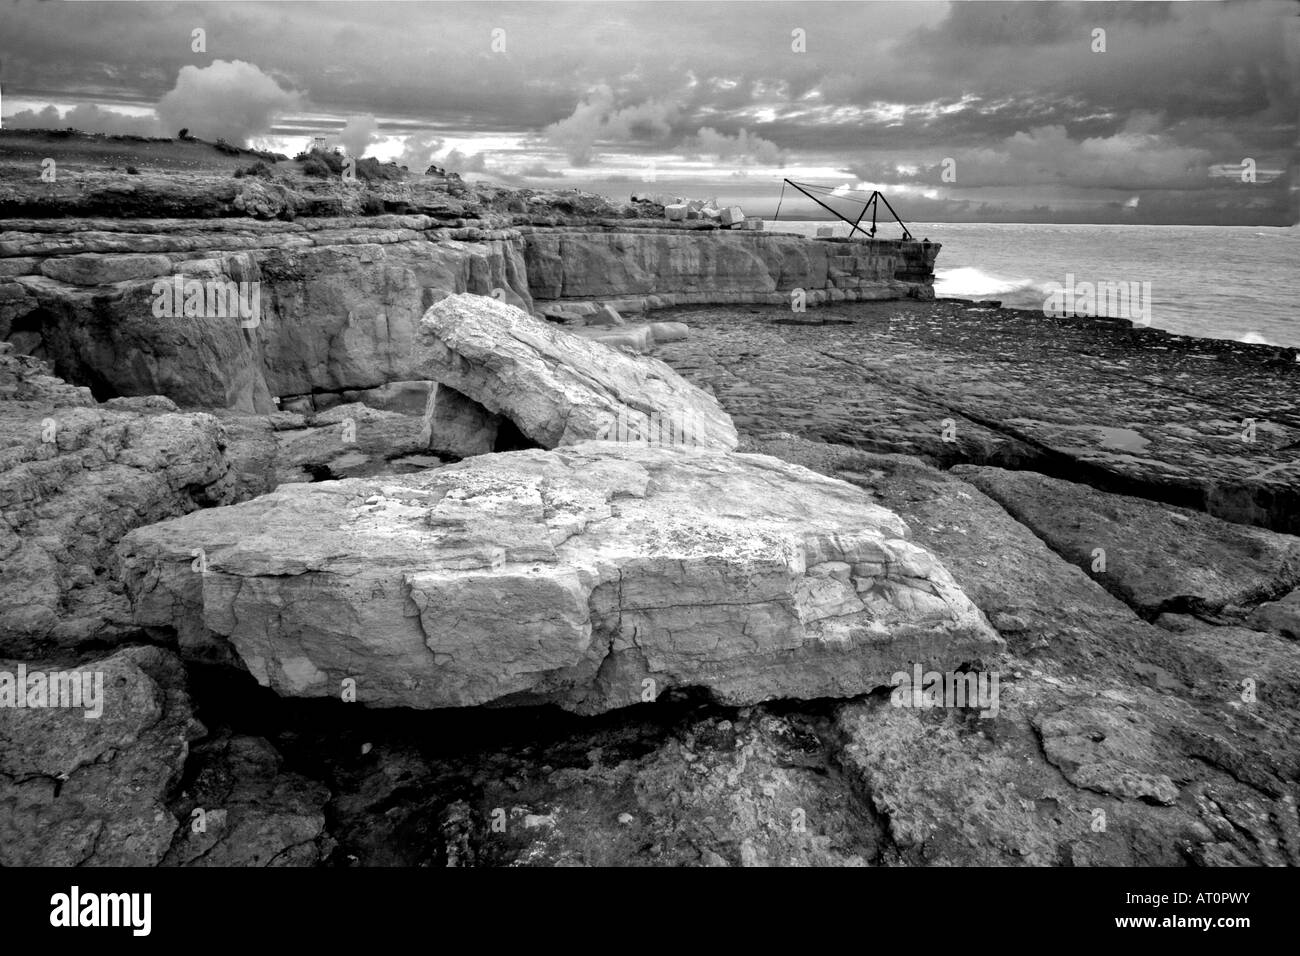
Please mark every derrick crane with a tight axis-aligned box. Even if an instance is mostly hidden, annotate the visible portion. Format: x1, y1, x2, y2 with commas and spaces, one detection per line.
774, 179, 915, 240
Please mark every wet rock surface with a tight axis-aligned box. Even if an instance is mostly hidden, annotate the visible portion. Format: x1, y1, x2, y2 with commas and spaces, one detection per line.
654, 299, 1300, 533
955, 466, 1300, 619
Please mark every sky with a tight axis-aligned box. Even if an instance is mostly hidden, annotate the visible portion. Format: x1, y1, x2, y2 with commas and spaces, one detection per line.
0, 0, 1296, 224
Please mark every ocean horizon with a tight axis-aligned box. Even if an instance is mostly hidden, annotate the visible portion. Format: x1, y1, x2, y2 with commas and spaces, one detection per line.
768, 220, 1300, 349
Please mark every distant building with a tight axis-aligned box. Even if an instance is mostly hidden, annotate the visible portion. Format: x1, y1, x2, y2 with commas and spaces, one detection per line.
312, 136, 327, 152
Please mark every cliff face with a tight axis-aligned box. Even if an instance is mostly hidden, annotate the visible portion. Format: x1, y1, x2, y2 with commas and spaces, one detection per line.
1, 218, 937, 411
1, 218, 532, 412
523, 226, 939, 308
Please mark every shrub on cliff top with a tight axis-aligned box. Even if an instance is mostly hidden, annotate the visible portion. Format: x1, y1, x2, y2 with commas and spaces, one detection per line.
354, 157, 403, 183
301, 155, 332, 178
234, 161, 274, 179
309, 149, 345, 175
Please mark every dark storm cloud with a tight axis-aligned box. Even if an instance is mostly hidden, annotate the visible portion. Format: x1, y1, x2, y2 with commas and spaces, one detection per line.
4, 103, 158, 136
1, 1, 1294, 223
905, 1, 1294, 130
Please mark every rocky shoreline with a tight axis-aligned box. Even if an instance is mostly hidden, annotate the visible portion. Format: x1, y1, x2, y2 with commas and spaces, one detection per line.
2, 139, 1298, 867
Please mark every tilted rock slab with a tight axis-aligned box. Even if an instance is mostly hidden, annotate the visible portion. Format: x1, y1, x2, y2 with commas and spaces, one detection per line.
119, 443, 1001, 713
417, 294, 739, 450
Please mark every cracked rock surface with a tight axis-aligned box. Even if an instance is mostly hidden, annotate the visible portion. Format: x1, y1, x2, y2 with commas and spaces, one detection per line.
417, 294, 739, 451
117, 442, 1000, 713
0, 645, 203, 866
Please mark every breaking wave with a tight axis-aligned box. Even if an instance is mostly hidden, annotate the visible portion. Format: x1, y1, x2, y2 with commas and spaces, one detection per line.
933, 267, 1055, 310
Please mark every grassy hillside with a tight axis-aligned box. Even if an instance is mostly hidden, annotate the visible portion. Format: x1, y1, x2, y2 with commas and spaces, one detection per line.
0, 128, 287, 173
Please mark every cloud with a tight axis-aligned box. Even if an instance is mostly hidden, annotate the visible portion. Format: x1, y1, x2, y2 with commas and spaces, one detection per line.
684, 127, 786, 166
156, 59, 301, 145
4, 103, 160, 137
518, 162, 565, 179
334, 114, 379, 158
846, 119, 1216, 191
0, 0, 1292, 224
544, 85, 682, 165
440, 149, 487, 174
3, 60, 300, 147
395, 132, 444, 172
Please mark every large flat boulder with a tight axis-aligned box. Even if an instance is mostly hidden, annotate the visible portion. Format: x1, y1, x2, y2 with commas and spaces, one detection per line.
118, 443, 1000, 714
417, 294, 738, 450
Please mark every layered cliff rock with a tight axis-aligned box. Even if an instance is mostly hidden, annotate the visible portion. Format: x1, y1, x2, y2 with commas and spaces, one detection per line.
523, 225, 939, 309
1, 150, 939, 416
2, 217, 936, 415
1, 217, 533, 413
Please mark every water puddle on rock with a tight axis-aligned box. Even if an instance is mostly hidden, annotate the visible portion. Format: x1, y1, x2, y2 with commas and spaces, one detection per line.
1095, 427, 1152, 454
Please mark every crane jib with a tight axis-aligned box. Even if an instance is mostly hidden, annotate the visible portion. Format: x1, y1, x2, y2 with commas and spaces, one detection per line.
777, 179, 914, 241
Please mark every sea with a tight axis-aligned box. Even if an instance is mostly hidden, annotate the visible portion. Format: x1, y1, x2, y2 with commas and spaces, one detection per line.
769, 221, 1300, 349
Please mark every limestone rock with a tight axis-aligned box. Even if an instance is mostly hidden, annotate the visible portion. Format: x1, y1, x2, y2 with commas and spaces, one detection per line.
523, 231, 936, 303
1247, 588, 1300, 640
272, 402, 434, 481
0, 349, 237, 654
163, 734, 332, 867
416, 293, 738, 450
745, 437, 1156, 678
341, 380, 437, 416
423, 383, 501, 458
1033, 701, 1181, 805
573, 325, 654, 354
954, 466, 1300, 617
649, 322, 689, 344
653, 300, 1299, 536
3, 220, 533, 412
39, 253, 174, 286
571, 321, 688, 354
0, 646, 204, 866
589, 304, 624, 327
118, 443, 1001, 714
